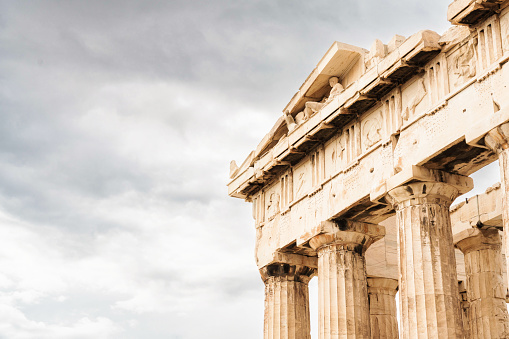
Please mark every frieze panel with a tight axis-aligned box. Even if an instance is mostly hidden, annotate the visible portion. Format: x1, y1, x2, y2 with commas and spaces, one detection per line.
401, 76, 428, 124
264, 183, 281, 222
447, 38, 477, 91
500, 7, 509, 54
361, 108, 383, 151
292, 161, 311, 201
337, 131, 349, 168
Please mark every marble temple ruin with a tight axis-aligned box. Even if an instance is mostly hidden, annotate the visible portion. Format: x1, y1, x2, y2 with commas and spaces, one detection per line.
227, 1, 509, 338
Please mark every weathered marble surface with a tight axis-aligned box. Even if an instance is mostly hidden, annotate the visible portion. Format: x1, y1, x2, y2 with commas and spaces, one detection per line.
309, 221, 384, 339
260, 263, 316, 339
455, 228, 509, 339
367, 278, 399, 339
228, 2, 509, 338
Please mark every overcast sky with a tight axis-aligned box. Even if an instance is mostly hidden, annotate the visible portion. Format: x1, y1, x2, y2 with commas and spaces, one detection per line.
0, 1, 501, 338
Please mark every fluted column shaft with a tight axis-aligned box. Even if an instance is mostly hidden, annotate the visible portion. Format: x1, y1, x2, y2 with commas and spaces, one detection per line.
260, 263, 316, 339
367, 278, 399, 339
309, 220, 385, 339
485, 122, 509, 288
454, 228, 509, 338
387, 182, 464, 339
458, 283, 470, 339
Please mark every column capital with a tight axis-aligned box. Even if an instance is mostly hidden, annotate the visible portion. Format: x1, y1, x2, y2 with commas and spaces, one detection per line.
370, 165, 473, 203
259, 262, 316, 284
454, 227, 502, 254
387, 181, 460, 208
308, 219, 385, 254
485, 122, 509, 154
367, 277, 399, 296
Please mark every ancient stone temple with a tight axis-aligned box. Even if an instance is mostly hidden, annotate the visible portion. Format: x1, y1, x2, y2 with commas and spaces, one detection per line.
228, 1, 509, 338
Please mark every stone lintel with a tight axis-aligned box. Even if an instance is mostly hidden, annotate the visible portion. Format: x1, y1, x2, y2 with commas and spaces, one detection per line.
466, 104, 509, 148
371, 165, 473, 203
448, 0, 502, 26
297, 219, 385, 248
454, 227, 502, 254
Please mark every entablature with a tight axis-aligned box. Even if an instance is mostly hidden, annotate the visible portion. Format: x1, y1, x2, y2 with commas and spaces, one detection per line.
228, 30, 442, 199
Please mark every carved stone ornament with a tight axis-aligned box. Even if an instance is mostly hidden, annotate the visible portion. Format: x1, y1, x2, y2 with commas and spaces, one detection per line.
295, 172, 306, 197
402, 77, 427, 121
284, 109, 297, 132
363, 116, 382, 149
229, 160, 239, 179
289, 77, 345, 127
452, 38, 477, 87
267, 192, 280, 218
338, 133, 346, 160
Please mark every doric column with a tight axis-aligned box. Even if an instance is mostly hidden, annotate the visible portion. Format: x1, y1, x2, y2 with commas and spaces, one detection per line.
454, 228, 509, 338
309, 220, 385, 339
485, 122, 509, 287
259, 261, 316, 339
387, 182, 464, 339
367, 277, 399, 339
458, 281, 470, 339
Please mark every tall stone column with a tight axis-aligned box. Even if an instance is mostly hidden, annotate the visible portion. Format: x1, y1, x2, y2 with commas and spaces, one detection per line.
387, 182, 464, 339
367, 277, 399, 339
458, 282, 470, 339
485, 122, 509, 286
259, 262, 316, 339
309, 220, 385, 339
454, 228, 509, 338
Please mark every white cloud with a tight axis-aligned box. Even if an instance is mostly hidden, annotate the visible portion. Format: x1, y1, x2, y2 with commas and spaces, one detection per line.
0, 304, 122, 339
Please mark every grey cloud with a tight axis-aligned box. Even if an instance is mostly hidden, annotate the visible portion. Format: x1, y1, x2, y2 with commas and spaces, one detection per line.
0, 1, 498, 338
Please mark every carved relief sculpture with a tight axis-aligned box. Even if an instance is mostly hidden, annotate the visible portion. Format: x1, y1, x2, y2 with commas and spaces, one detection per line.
295, 172, 306, 197
452, 38, 477, 87
365, 39, 387, 70
229, 160, 239, 179
402, 78, 427, 121
303, 77, 344, 118
284, 77, 345, 132
284, 110, 298, 132
363, 115, 382, 150
267, 192, 280, 219
338, 134, 346, 160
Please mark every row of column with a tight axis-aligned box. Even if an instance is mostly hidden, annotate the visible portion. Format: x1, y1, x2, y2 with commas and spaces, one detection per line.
260, 121, 509, 339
